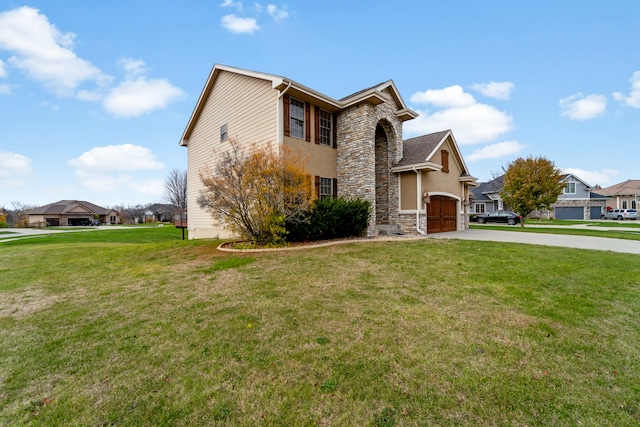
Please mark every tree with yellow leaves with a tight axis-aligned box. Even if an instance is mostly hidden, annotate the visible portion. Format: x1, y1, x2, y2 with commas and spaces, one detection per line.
500, 155, 565, 227
197, 139, 314, 245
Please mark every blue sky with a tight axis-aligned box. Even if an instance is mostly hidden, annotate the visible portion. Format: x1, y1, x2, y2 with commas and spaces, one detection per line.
1, 1, 639, 208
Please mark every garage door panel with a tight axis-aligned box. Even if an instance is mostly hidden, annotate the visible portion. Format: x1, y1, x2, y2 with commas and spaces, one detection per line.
555, 207, 584, 220
427, 196, 457, 234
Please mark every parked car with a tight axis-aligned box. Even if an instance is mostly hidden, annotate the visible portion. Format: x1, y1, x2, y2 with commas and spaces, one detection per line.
471, 211, 522, 225
91, 219, 101, 226
601, 209, 638, 220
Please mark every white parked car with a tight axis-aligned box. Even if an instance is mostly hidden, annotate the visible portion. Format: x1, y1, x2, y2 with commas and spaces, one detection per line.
601, 209, 638, 220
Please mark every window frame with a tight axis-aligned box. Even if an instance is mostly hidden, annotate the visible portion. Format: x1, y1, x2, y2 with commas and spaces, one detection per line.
289, 97, 305, 140
220, 123, 228, 142
320, 177, 333, 199
474, 203, 486, 213
319, 109, 332, 146
563, 178, 576, 194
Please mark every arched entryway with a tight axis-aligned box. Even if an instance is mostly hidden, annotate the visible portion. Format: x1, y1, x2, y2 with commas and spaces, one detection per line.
374, 123, 389, 224
427, 195, 457, 233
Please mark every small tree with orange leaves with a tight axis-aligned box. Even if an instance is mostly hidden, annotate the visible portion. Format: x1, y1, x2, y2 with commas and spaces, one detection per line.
197, 139, 314, 246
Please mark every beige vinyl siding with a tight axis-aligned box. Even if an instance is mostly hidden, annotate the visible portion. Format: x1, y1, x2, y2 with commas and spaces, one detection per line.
185, 71, 279, 239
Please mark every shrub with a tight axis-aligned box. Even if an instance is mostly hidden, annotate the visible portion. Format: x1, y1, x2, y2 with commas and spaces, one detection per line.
286, 197, 371, 242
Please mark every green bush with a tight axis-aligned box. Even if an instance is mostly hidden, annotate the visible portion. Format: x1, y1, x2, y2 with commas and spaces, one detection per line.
286, 197, 371, 242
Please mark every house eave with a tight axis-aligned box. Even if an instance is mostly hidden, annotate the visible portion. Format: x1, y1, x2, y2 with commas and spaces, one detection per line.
391, 162, 441, 173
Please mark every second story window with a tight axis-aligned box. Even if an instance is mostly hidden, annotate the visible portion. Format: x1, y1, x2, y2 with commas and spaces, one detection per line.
564, 178, 576, 194
319, 110, 332, 146
220, 123, 228, 142
290, 98, 305, 139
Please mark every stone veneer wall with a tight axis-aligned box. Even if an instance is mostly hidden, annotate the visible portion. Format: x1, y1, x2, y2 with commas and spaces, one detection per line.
336, 90, 404, 236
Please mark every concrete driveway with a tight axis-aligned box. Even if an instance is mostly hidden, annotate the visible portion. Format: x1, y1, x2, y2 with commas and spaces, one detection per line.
430, 228, 640, 255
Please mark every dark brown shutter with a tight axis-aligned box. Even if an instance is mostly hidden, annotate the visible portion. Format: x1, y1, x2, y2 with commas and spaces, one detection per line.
332, 114, 338, 148
332, 178, 338, 199
314, 175, 320, 198
305, 102, 311, 142
283, 94, 290, 137
314, 106, 320, 144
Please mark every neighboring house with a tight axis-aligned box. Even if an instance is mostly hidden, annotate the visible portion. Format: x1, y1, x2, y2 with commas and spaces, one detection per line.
144, 204, 179, 222
28, 200, 119, 226
597, 179, 640, 210
552, 173, 608, 220
470, 176, 505, 214
180, 64, 477, 239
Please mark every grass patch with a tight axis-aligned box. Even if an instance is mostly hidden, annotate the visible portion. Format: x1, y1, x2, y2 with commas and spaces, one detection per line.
1, 229, 639, 425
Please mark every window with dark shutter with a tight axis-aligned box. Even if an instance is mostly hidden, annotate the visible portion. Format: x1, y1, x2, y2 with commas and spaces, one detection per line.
283, 94, 290, 137
305, 102, 311, 142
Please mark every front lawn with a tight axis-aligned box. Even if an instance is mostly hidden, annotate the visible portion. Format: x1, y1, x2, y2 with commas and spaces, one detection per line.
1, 228, 639, 425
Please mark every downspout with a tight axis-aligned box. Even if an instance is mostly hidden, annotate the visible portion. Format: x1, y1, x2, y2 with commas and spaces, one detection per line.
414, 167, 427, 235
276, 81, 292, 145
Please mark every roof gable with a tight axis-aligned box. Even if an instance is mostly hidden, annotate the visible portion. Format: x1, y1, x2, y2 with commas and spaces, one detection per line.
180, 64, 418, 146
393, 130, 475, 182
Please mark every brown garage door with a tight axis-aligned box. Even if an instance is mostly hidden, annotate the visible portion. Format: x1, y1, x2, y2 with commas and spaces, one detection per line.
427, 196, 457, 234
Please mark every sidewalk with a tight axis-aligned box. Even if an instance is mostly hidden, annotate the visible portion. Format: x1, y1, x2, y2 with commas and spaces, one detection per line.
430, 228, 640, 255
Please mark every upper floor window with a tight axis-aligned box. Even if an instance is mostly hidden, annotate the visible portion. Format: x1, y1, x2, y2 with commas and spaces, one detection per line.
220, 123, 228, 142
290, 98, 305, 139
564, 178, 576, 194
319, 110, 332, 146
441, 150, 449, 173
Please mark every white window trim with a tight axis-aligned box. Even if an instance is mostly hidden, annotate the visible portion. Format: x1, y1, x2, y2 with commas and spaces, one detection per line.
319, 109, 332, 146
290, 97, 305, 140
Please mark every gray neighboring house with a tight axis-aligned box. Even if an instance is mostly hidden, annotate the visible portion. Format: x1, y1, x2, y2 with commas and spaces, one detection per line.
470, 176, 506, 214
144, 204, 179, 222
552, 173, 608, 220
28, 200, 119, 226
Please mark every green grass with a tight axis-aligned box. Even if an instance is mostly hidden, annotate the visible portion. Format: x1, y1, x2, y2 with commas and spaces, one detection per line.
1, 228, 639, 425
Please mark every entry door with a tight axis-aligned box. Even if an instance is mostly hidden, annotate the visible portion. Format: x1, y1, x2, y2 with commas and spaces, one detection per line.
427, 196, 457, 233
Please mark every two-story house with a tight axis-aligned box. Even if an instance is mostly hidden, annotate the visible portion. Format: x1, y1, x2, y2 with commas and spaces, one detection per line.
552, 173, 608, 220
180, 64, 477, 239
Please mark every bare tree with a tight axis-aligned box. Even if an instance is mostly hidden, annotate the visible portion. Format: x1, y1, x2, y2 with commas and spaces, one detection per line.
164, 169, 187, 209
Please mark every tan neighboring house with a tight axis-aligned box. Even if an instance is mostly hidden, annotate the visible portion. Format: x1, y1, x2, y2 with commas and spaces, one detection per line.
180, 64, 477, 239
597, 179, 640, 210
28, 200, 119, 227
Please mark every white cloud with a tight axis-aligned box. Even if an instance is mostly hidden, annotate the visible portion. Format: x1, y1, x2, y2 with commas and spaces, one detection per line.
221, 14, 260, 33
68, 145, 165, 197
470, 81, 514, 100
267, 5, 288, 21
0, 59, 6, 77
466, 141, 525, 161
0, 150, 32, 177
407, 84, 514, 144
406, 104, 514, 144
69, 144, 164, 172
221, 0, 241, 8
0, 150, 33, 187
118, 57, 148, 78
0, 84, 10, 95
410, 85, 475, 108
0, 6, 108, 95
562, 167, 620, 187
559, 93, 607, 120
613, 70, 640, 108
103, 77, 184, 118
